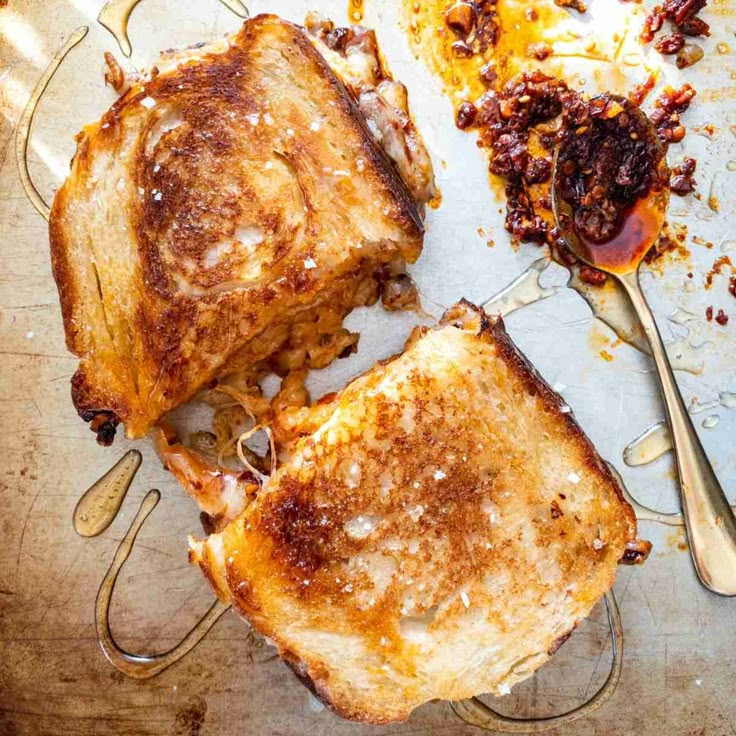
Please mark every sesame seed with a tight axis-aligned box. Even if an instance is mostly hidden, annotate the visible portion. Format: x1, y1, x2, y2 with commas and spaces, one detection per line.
433, 469, 447, 481
460, 591, 470, 608
568, 472, 581, 484
139, 96, 156, 109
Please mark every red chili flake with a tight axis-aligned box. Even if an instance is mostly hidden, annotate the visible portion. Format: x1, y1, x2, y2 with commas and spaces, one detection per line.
579, 264, 608, 285
655, 32, 685, 54
715, 309, 729, 326
706, 305, 713, 321
641, 5, 665, 42
628, 73, 656, 106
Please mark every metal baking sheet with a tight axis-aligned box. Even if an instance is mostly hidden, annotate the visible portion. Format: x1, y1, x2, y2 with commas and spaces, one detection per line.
1, 1, 735, 734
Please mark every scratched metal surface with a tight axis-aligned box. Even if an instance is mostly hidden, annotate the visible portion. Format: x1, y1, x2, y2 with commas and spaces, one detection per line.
1, 1, 735, 734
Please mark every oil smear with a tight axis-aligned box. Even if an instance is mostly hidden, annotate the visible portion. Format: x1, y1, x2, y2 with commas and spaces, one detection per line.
16, 26, 89, 221
98, 0, 249, 58
607, 462, 683, 527
623, 421, 672, 467
570, 271, 708, 374
482, 257, 561, 317
719, 391, 736, 409
477, 260, 707, 374
96, 489, 231, 678
568, 269, 648, 353
74, 449, 142, 537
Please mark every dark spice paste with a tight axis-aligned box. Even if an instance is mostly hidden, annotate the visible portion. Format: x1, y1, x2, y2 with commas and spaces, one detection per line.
455, 70, 696, 273
555, 95, 669, 245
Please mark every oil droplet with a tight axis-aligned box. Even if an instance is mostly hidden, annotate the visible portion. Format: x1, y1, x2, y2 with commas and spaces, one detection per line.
348, 0, 364, 22
96, 489, 231, 678
702, 414, 720, 429
98, 0, 249, 58
721, 240, 736, 253
482, 257, 561, 317
689, 398, 721, 415
668, 307, 697, 325
74, 449, 142, 537
726, 161, 736, 172
720, 391, 736, 409
16, 26, 89, 221
666, 333, 709, 375
623, 421, 672, 467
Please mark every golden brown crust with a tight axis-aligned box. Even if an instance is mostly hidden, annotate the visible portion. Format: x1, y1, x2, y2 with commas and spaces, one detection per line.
192, 302, 640, 723
48, 15, 425, 441
447, 300, 637, 538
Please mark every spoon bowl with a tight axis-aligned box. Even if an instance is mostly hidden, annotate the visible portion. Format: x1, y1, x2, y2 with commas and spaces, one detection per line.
551, 95, 670, 274
552, 95, 736, 596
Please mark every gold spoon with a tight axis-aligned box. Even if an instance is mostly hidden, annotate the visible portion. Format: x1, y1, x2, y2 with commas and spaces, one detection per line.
552, 95, 736, 596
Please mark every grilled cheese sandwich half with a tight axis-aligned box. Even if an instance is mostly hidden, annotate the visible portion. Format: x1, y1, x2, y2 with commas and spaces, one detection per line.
188, 301, 645, 723
50, 14, 435, 443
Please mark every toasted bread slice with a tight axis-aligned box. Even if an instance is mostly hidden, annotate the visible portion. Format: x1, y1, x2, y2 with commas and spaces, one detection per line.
49, 14, 430, 442
190, 301, 641, 723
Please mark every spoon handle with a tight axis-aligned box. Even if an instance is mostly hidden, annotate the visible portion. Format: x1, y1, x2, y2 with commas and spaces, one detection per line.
619, 270, 736, 595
